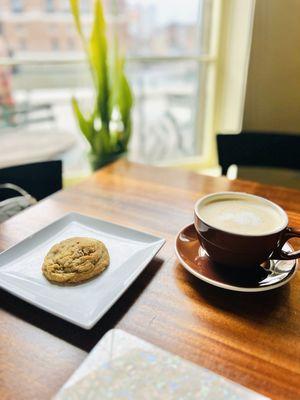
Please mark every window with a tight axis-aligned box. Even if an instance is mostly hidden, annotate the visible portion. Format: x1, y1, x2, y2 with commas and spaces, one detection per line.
113, 0, 214, 163
19, 38, 27, 50
11, 0, 23, 13
0, 0, 223, 175
68, 38, 75, 50
48, 23, 56, 33
62, 1, 70, 13
80, 2, 91, 14
51, 38, 59, 51
45, 0, 55, 13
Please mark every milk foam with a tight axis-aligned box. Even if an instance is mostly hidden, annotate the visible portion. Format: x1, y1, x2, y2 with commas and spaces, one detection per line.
199, 198, 284, 235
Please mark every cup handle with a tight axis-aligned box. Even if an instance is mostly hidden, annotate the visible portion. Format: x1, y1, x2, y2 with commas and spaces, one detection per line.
272, 227, 300, 260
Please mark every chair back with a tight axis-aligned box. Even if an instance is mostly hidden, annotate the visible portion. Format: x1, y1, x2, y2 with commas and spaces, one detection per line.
217, 132, 300, 175
0, 160, 62, 201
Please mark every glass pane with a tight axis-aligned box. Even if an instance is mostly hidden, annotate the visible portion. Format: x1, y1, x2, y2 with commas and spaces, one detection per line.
0, 61, 93, 175
0, 1, 92, 56
0, 0, 204, 57
112, 0, 202, 56
128, 60, 202, 163
0, 0, 214, 172
0, 60, 203, 169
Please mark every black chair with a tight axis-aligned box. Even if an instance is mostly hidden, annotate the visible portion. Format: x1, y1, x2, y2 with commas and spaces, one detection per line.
0, 160, 62, 201
217, 132, 300, 176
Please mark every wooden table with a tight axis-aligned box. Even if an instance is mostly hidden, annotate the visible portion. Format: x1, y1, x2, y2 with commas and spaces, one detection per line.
1, 160, 300, 400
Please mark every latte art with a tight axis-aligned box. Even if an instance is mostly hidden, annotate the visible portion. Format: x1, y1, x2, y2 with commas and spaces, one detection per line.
199, 198, 284, 235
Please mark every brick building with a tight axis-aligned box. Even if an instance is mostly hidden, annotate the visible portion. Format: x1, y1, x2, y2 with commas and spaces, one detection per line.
0, 0, 119, 55
0, 1, 196, 58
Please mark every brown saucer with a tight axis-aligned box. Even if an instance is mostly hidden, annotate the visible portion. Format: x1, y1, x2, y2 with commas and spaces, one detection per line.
175, 224, 298, 292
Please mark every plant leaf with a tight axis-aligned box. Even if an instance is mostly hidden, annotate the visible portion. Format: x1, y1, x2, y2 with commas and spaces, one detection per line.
109, 36, 133, 148
69, 0, 84, 39
72, 97, 95, 149
70, 0, 133, 163
89, 0, 109, 128
119, 67, 133, 127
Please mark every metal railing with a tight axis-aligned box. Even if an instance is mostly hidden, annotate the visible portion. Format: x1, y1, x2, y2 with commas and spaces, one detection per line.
0, 53, 216, 163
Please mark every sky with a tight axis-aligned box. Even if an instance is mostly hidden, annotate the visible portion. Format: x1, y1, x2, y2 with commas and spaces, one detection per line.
127, 0, 200, 25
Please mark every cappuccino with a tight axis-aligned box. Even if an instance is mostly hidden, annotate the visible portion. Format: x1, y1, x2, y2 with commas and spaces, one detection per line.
198, 197, 284, 235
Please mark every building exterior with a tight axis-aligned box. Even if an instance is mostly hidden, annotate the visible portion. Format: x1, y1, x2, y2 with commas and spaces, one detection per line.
0, 0, 196, 57
0, 0, 95, 55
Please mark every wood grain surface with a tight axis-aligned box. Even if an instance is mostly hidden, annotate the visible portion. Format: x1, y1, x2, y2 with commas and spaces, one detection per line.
1, 160, 300, 400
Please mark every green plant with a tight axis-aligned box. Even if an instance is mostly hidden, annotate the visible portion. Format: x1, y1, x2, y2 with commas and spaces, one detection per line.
70, 0, 133, 169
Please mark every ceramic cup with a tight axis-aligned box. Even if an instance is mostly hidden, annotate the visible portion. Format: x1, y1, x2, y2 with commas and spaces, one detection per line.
194, 192, 300, 268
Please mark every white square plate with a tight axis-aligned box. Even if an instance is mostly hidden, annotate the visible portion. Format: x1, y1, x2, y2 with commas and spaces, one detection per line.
0, 213, 165, 329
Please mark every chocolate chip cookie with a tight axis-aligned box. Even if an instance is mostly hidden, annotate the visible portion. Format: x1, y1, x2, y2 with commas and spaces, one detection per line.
42, 237, 110, 284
